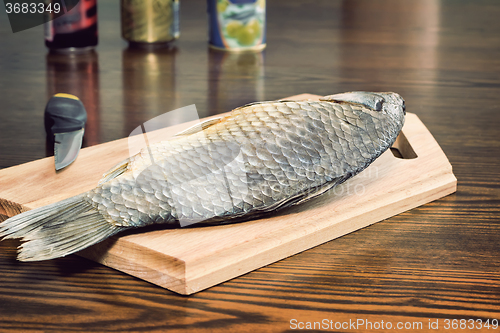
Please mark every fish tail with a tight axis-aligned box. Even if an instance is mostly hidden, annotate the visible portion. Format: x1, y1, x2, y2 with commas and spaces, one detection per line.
0, 195, 120, 261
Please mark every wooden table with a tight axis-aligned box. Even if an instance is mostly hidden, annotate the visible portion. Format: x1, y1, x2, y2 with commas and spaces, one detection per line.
0, 0, 499, 331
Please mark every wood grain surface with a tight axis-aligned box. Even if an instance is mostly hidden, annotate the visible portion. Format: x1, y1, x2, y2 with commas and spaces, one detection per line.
0, 0, 499, 331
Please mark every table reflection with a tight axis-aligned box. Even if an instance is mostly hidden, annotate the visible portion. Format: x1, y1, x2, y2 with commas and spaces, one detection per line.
208, 49, 265, 114
340, 0, 440, 94
122, 46, 179, 136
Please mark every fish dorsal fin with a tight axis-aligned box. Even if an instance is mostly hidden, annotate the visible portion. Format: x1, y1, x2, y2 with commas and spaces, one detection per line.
98, 158, 130, 185
232, 100, 286, 111
173, 117, 223, 137
320, 92, 384, 111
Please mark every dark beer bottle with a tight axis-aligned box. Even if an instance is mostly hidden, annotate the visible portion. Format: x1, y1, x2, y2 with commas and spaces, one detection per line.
45, 0, 98, 52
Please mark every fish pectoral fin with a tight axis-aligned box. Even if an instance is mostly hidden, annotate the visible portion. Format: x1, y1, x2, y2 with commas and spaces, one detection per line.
173, 117, 223, 137
98, 158, 130, 185
253, 176, 349, 214
292, 177, 346, 206
280, 174, 352, 208
320, 92, 385, 111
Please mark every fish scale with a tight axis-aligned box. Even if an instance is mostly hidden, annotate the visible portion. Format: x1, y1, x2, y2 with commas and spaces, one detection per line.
0, 91, 405, 261
90, 97, 401, 227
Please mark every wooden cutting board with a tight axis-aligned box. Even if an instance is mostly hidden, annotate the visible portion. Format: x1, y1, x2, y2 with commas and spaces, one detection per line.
0, 94, 457, 295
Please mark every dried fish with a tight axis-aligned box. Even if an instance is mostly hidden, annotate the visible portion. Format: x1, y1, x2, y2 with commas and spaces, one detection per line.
0, 91, 406, 261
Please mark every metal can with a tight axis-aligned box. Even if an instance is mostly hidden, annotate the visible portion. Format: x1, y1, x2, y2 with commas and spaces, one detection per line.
121, 0, 180, 46
45, 0, 98, 53
207, 0, 266, 52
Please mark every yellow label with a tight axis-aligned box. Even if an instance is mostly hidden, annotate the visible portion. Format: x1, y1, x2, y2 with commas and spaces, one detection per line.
54, 93, 80, 100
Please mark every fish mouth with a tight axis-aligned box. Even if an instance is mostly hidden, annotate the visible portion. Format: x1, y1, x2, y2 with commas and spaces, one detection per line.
377, 92, 406, 115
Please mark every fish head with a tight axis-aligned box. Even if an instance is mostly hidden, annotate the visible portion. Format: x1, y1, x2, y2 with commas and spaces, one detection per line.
320, 91, 406, 123
373, 92, 406, 132
376, 91, 406, 115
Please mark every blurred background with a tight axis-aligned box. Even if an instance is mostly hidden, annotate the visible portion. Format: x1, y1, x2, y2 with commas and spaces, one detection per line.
0, 0, 498, 215
1, 0, 474, 168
